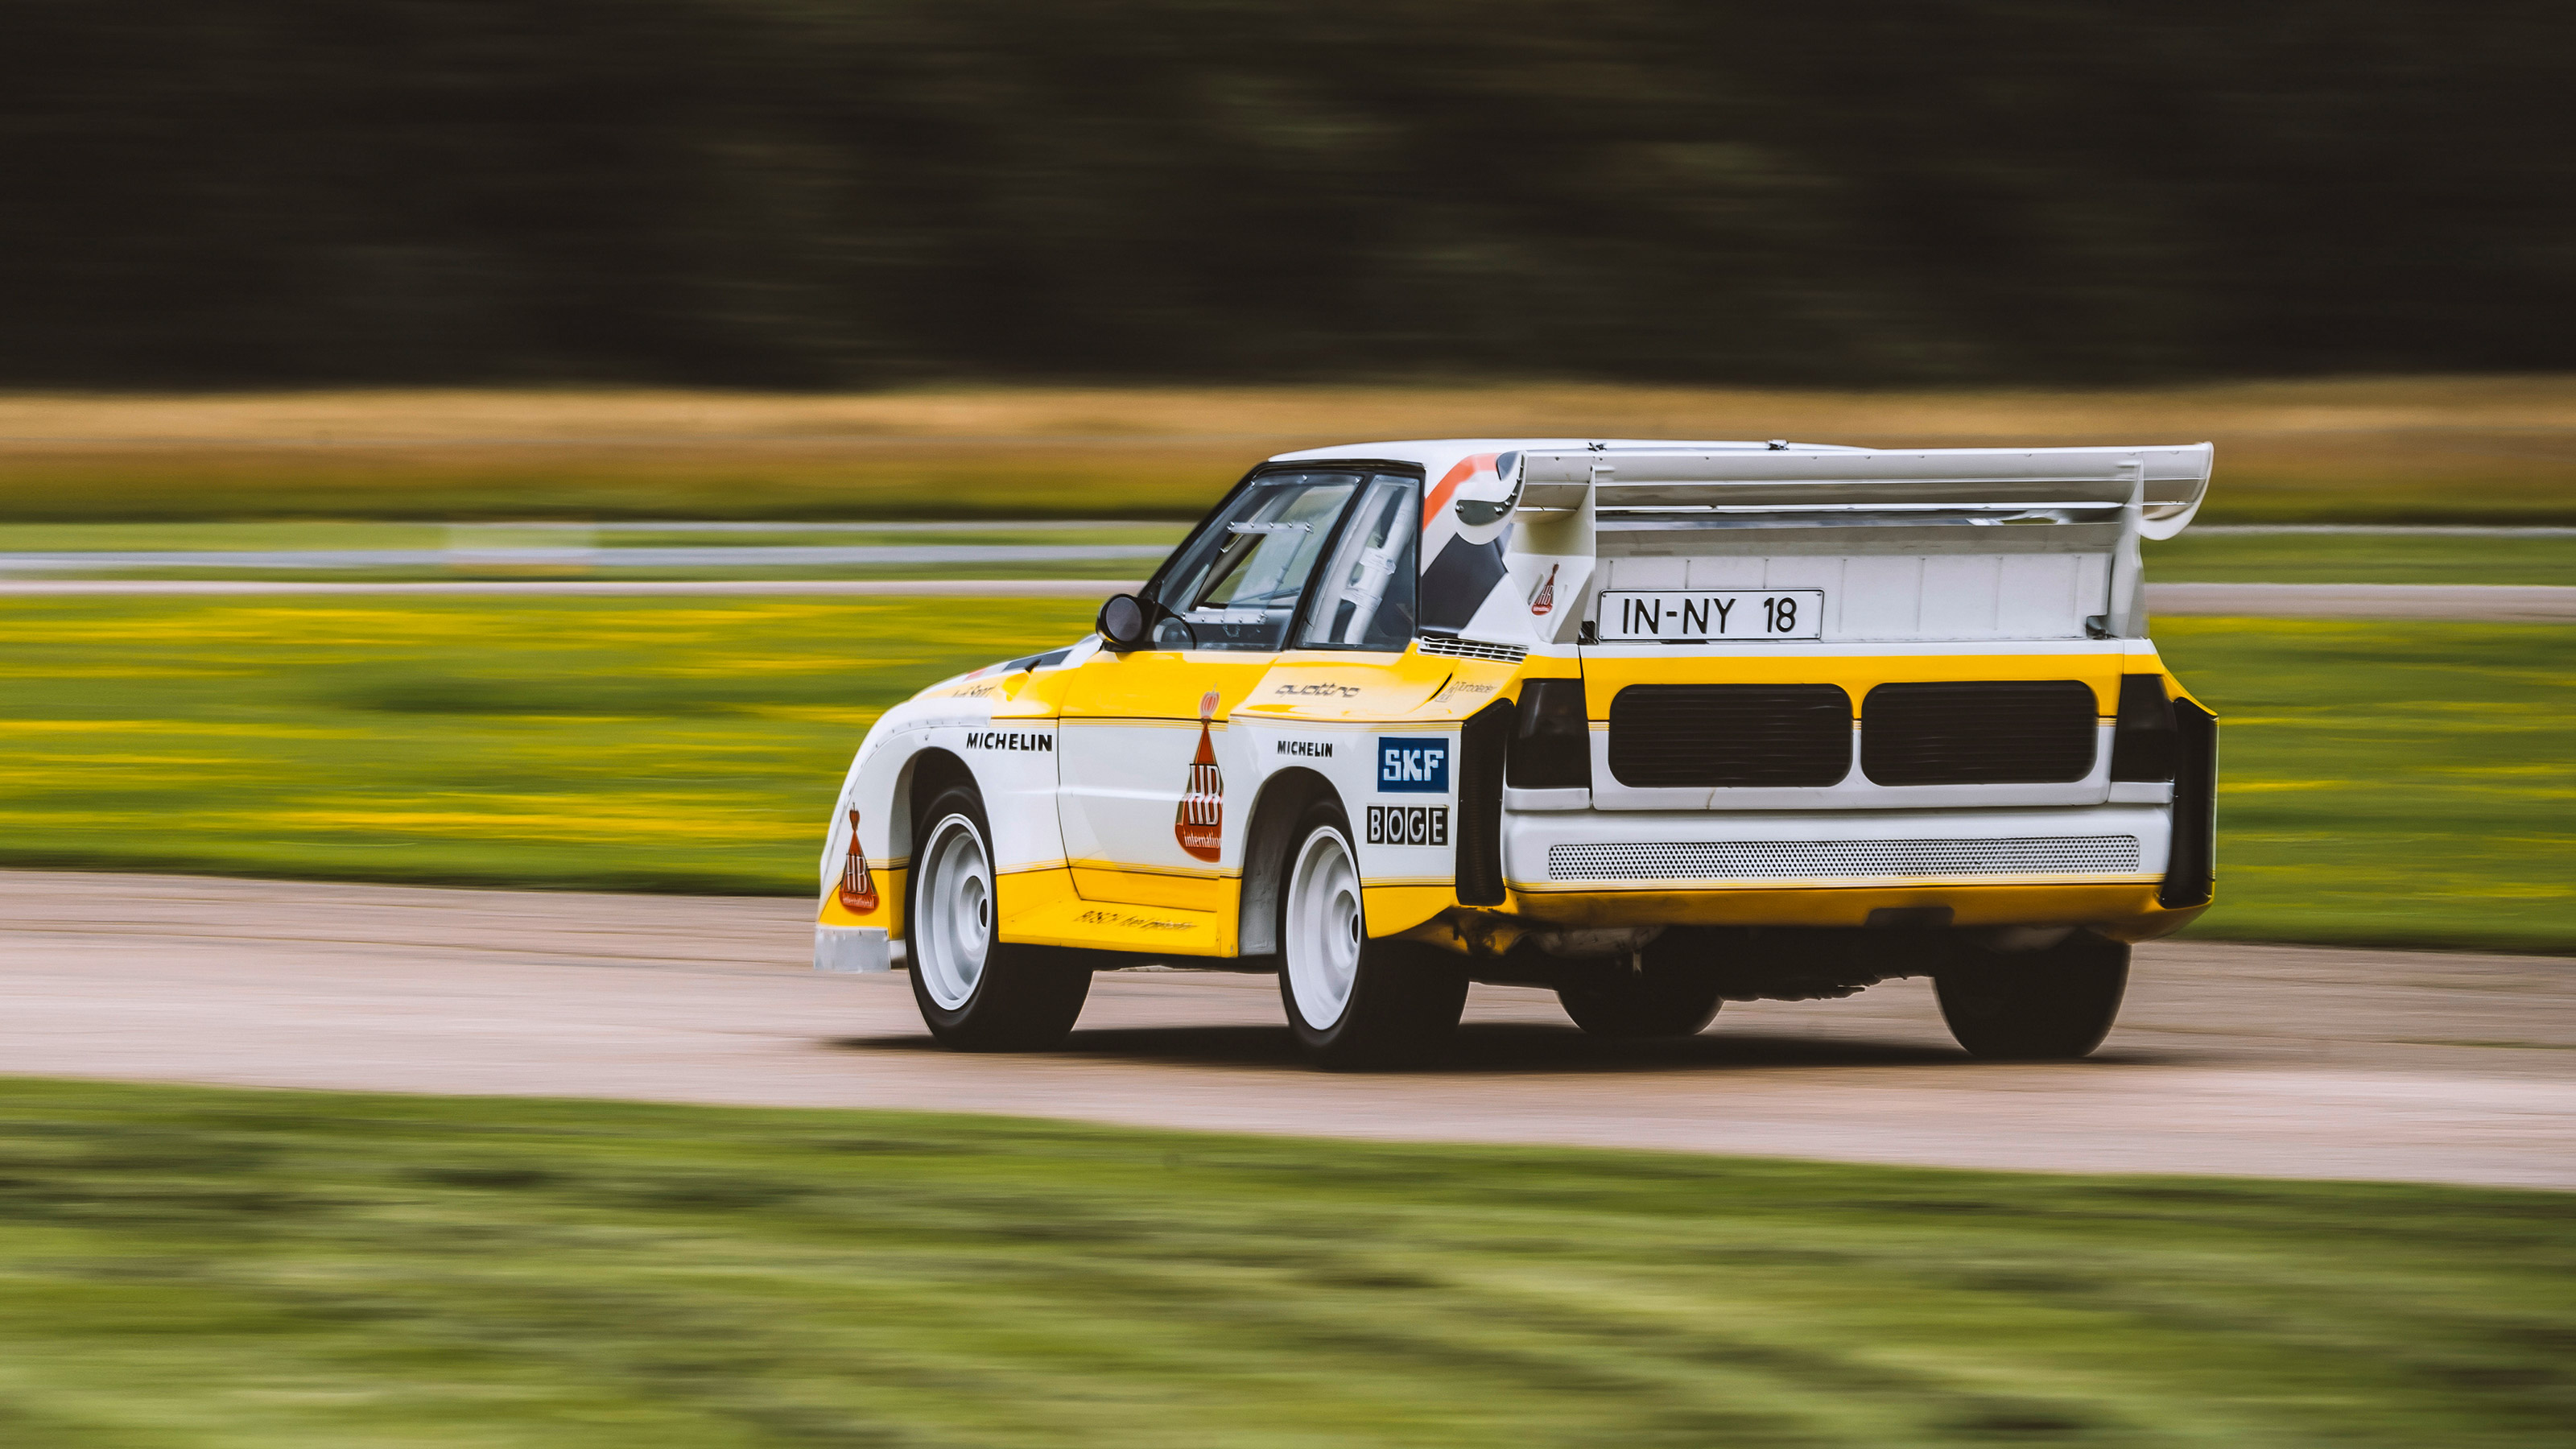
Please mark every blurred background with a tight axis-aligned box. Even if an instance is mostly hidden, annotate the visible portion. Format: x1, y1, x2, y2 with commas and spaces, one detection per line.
7, 0, 2573, 390
2, 7, 2573, 1446
0, 0, 2570, 947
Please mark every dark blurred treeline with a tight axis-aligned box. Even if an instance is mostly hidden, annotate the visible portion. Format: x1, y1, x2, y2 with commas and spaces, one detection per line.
7, 0, 2570, 389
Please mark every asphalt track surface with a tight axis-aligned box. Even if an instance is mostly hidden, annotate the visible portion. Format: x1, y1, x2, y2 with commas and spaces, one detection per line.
6, 870, 2569, 1189
2, 578, 2572, 620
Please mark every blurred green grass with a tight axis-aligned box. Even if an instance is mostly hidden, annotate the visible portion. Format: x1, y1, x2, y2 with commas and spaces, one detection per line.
0, 598, 2567, 951
2155, 618, 2576, 953
0, 1076, 2569, 1447
0, 595, 1104, 894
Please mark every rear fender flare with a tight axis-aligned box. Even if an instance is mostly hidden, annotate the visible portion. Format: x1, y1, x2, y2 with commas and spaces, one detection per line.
1237, 766, 1338, 957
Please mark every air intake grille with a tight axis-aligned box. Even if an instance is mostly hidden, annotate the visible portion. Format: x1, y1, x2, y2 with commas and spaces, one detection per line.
1418, 636, 1526, 663
1861, 681, 2099, 786
1546, 836, 2141, 881
1607, 684, 1852, 788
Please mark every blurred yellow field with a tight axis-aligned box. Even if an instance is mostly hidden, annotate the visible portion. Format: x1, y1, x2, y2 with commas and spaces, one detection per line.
3, 376, 2572, 522
2, 596, 2569, 951
0, 596, 1099, 892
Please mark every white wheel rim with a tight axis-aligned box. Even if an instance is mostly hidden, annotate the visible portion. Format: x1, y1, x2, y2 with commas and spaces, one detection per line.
1284, 826, 1364, 1030
915, 813, 993, 1010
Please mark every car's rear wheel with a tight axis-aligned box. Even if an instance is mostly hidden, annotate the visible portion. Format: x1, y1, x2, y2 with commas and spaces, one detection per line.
1933, 930, 2128, 1061
907, 784, 1091, 1051
1555, 936, 1723, 1038
1278, 803, 1468, 1068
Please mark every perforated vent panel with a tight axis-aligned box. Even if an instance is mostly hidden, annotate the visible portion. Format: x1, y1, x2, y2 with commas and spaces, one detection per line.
1546, 836, 2142, 882
1418, 636, 1527, 663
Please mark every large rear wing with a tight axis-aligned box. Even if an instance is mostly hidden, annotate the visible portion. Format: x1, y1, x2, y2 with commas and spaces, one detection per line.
1468, 442, 2214, 644
1513, 443, 2213, 539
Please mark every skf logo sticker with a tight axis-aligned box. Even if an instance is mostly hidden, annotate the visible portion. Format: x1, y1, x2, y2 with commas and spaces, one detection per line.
1367, 805, 1449, 847
1174, 691, 1224, 861
1377, 737, 1451, 794
836, 808, 878, 913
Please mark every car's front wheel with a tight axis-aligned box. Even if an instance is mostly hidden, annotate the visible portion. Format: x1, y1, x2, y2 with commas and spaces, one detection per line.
1933, 930, 2128, 1061
908, 784, 1091, 1051
1278, 803, 1468, 1068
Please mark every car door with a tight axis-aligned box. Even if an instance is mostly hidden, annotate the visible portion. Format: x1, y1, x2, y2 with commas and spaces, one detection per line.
1056, 469, 1370, 910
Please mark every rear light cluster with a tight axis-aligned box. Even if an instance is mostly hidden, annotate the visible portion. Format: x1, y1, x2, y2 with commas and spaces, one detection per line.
1507, 679, 1591, 789
1521, 675, 2190, 791
2108, 673, 2180, 781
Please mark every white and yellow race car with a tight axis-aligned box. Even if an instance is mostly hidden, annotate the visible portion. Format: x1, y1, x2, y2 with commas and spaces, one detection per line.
815, 439, 2218, 1066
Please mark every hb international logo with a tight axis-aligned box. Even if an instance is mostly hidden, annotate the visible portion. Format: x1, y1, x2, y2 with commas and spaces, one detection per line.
1175, 691, 1224, 861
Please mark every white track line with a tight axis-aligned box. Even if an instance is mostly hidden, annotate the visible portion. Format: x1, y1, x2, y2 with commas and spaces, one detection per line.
2, 578, 2568, 619
0, 578, 1144, 598
0, 544, 1171, 571
2148, 583, 2576, 621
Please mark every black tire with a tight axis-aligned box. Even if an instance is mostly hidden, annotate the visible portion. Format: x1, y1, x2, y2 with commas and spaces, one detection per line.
1933, 931, 2128, 1061
906, 784, 1092, 1051
1275, 801, 1469, 1068
1555, 935, 1723, 1038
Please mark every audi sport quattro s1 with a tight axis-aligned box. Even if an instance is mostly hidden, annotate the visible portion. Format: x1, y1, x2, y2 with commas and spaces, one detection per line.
814, 439, 2219, 1067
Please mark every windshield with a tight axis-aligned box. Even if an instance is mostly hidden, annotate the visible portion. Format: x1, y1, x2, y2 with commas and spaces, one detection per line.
1148, 473, 1362, 650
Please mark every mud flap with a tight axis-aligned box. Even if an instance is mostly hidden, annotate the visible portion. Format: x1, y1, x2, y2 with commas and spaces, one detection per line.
815, 925, 893, 973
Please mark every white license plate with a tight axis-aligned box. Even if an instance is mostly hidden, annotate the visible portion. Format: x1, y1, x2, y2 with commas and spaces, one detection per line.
1598, 589, 1823, 642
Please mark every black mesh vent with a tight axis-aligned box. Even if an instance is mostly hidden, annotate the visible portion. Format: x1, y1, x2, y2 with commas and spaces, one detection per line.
1455, 700, 1512, 905
1606, 684, 1852, 788
1860, 681, 2099, 786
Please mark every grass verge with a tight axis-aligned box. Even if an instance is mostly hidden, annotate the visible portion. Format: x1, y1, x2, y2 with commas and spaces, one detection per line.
1, 598, 2567, 952
2153, 618, 2575, 953
0, 1076, 2569, 1447
4, 376, 2574, 524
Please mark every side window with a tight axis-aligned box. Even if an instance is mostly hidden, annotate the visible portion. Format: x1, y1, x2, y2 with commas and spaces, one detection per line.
1148, 472, 1361, 650
1299, 473, 1418, 651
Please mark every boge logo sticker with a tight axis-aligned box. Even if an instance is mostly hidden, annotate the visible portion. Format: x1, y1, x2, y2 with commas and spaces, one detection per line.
1366, 805, 1449, 847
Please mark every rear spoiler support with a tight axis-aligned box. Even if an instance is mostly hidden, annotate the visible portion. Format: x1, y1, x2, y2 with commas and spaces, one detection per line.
1487, 442, 2212, 645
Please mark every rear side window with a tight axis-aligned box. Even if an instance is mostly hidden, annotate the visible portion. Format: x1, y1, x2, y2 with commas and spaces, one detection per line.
1299, 474, 1418, 651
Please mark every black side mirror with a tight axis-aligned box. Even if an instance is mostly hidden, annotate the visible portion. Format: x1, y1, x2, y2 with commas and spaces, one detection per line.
1097, 593, 1150, 650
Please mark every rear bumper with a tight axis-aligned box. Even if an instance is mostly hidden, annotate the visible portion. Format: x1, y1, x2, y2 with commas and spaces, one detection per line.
1500, 803, 2191, 931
